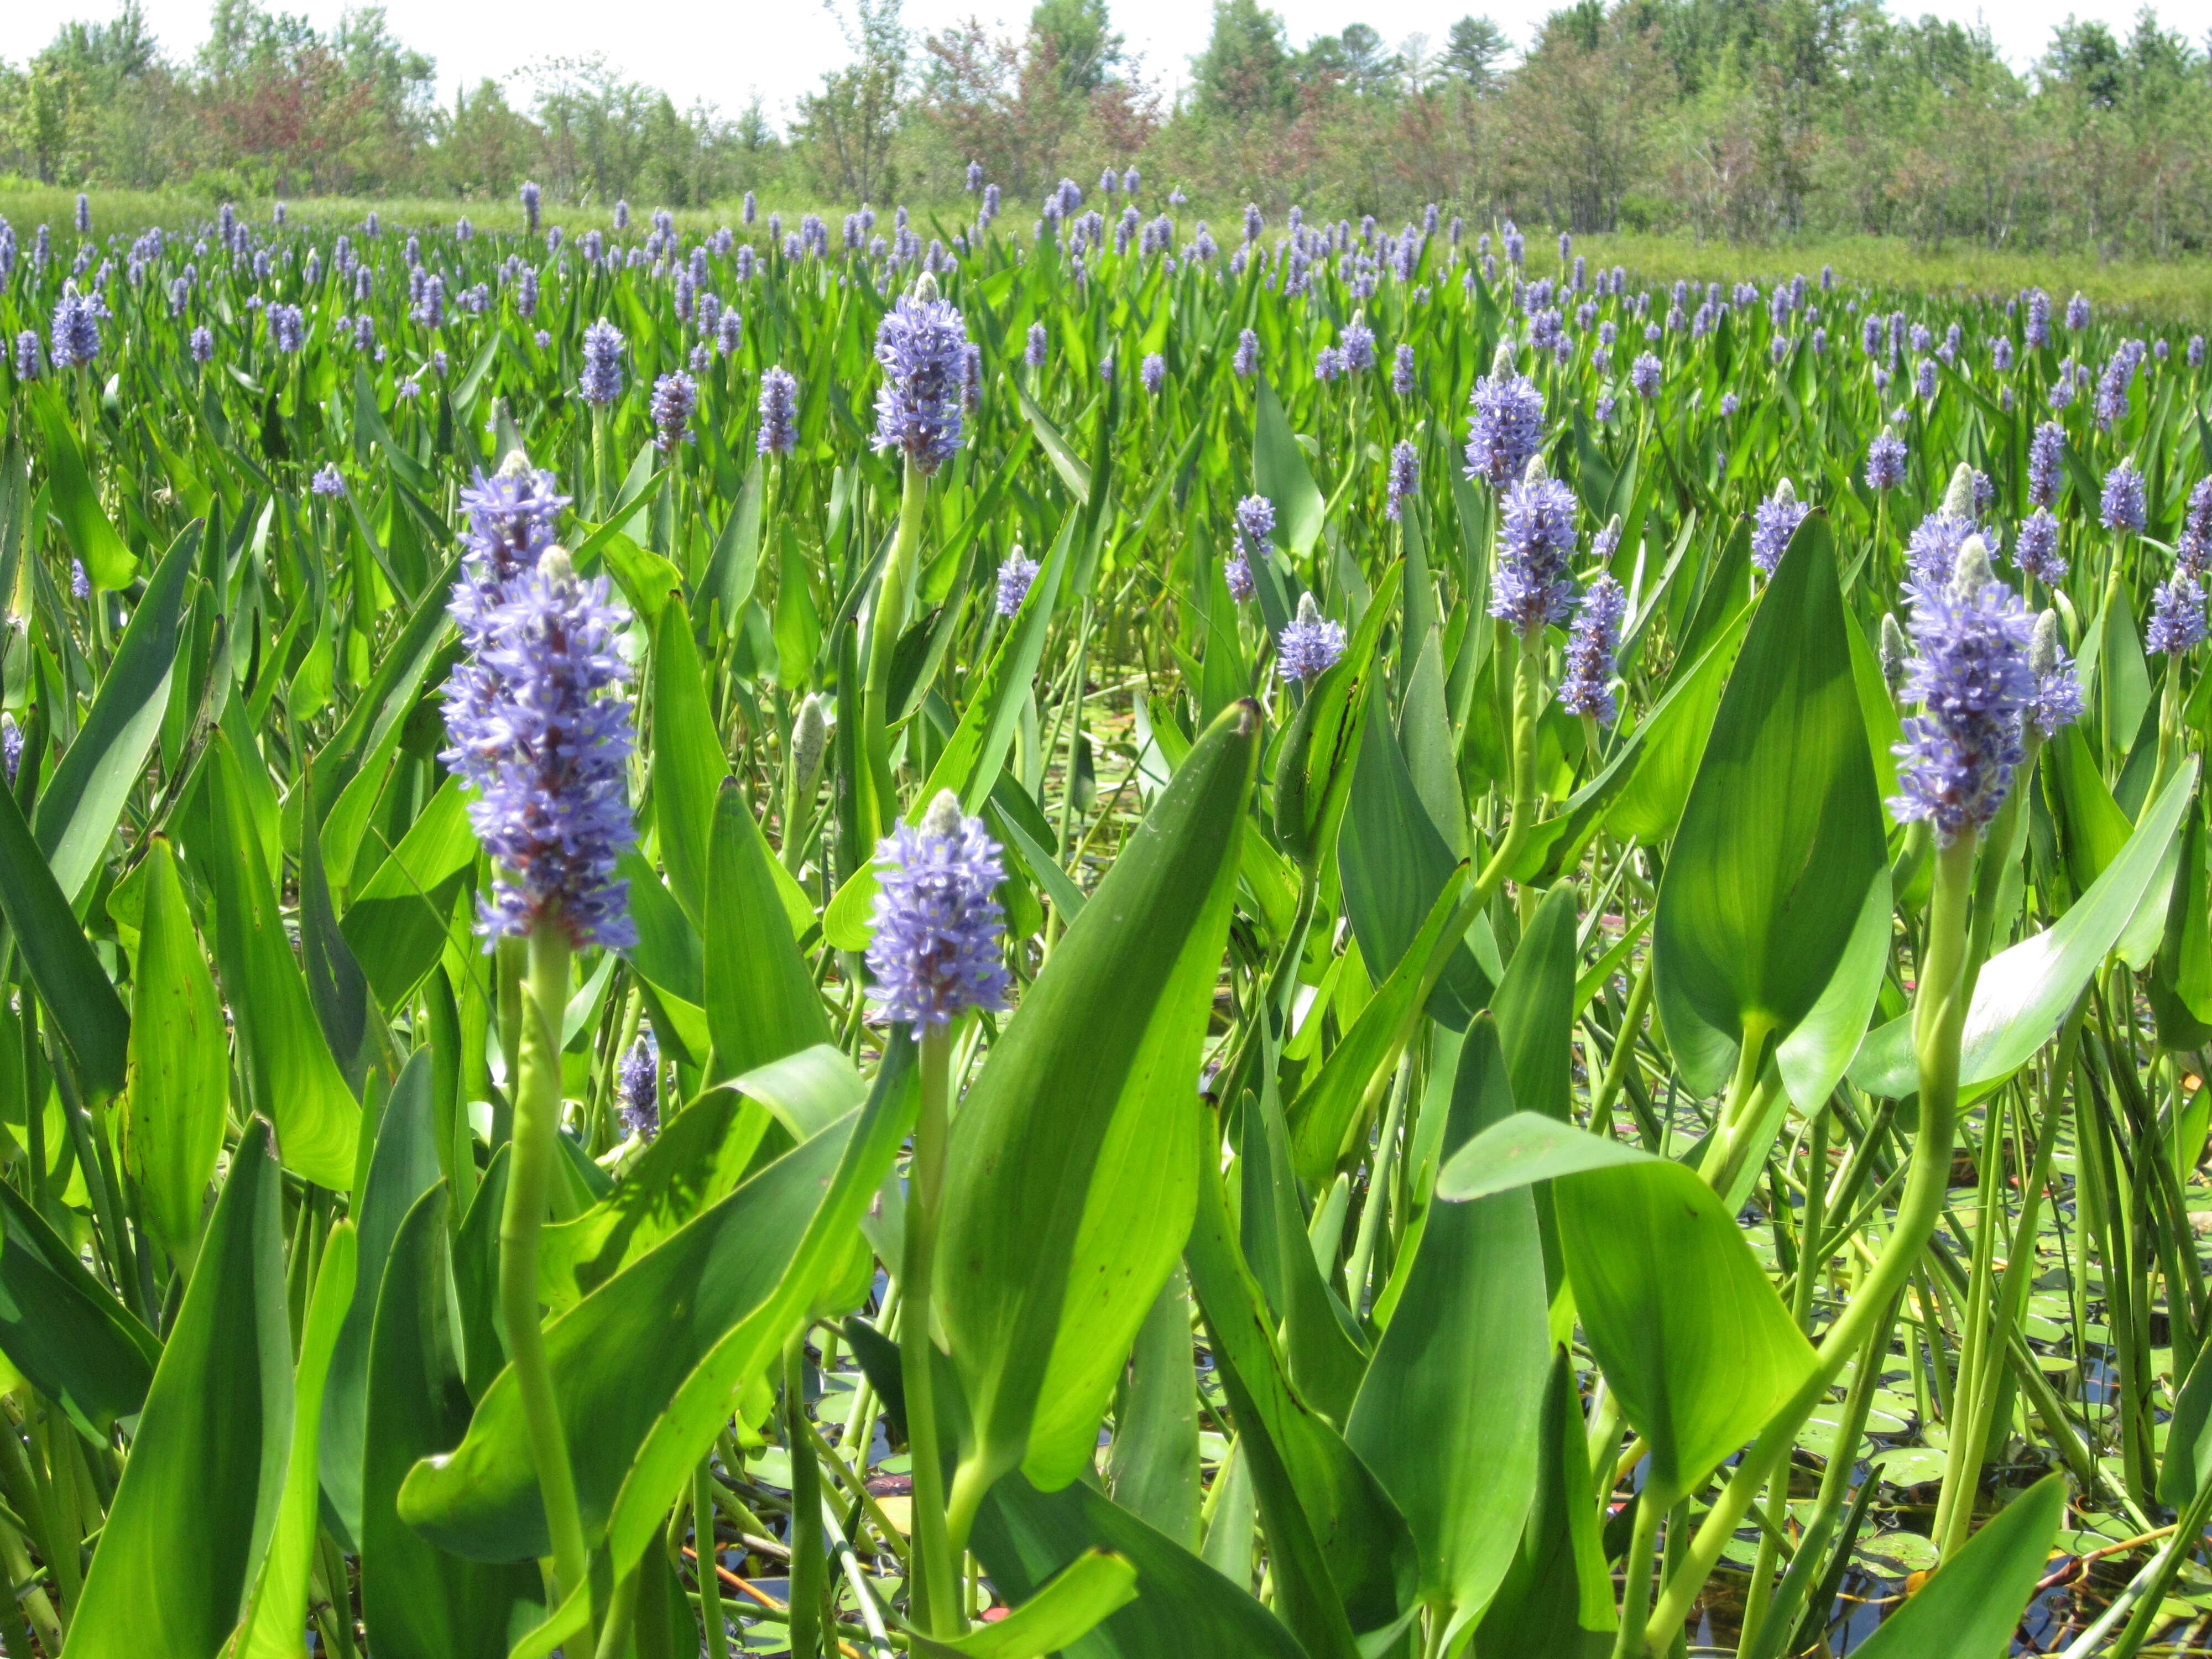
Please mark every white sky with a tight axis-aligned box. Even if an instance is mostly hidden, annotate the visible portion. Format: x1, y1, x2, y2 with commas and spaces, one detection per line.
0, 0, 2181, 125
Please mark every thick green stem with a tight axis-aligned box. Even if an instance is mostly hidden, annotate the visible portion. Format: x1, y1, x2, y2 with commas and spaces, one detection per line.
1642, 832, 1977, 1652
861, 460, 930, 847
899, 1029, 963, 1636
500, 920, 592, 1615
1609, 1486, 1666, 1659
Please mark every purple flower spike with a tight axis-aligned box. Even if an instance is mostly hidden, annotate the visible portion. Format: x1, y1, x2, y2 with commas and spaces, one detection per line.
2148, 572, 2206, 656
1865, 429, 1908, 492
872, 277, 968, 474
441, 496, 637, 950
1559, 574, 1627, 723
650, 371, 697, 451
1386, 441, 1419, 521
1277, 593, 1347, 684
1887, 539, 2036, 844
2026, 612, 2083, 737
866, 791, 1010, 1031
618, 1029, 659, 1140
1752, 479, 1808, 575
2013, 509, 2064, 586
995, 547, 1040, 617
2100, 458, 2146, 533
1465, 345, 1545, 488
757, 366, 799, 456
579, 316, 625, 405
1491, 456, 1578, 637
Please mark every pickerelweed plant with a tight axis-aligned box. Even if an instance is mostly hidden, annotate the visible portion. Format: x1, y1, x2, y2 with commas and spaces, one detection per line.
13, 185, 2212, 1659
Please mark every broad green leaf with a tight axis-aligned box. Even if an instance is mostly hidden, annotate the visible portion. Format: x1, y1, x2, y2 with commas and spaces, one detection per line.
124, 836, 228, 1264
1844, 1474, 2063, 1659
2151, 807, 2212, 1048
0, 777, 130, 1095
971, 1467, 1308, 1659
1554, 1157, 1819, 1503
1185, 1134, 1420, 1652
340, 775, 477, 1008
538, 1084, 771, 1308
1494, 884, 1580, 1121
320, 1050, 443, 1551
704, 779, 832, 1081
399, 1037, 908, 1562
1244, 1069, 1366, 1422
939, 698, 1259, 1495
1655, 517, 1887, 1096
0, 1177, 160, 1437
1348, 1015, 1548, 1640
1469, 1348, 1614, 1657
1850, 759, 2198, 1098
231, 1223, 356, 1659
1603, 603, 1752, 846
1254, 377, 1324, 555
33, 392, 133, 589
203, 733, 361, 1187
64, 1124, 291, 1659
910, 1550, 1139, 1658
698, 455, 764, 624
361, 1186, 545, 1658
1439, 1111, 1657, 1204
1289, 872, 1468, 1183
1104, 1267, 1202, 1548
651, 596, 729, 924
34, 518, 194, 899
1337, 702, 1490, 1028
492, 1032, 921, 1653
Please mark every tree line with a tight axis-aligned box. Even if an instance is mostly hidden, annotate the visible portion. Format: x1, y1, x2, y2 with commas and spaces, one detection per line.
3, 0, 2210, 256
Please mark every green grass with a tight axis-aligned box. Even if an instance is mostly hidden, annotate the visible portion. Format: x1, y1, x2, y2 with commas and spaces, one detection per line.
9, 185, 2208, 324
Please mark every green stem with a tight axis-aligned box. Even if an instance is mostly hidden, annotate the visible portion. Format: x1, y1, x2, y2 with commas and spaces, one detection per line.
786, 1334, 828, 1659
862, 460, 930, 848
899, 1028, 963, 1636
1609, 1485, 1666, 1659
500, 919, 592, 1614
1643, 831, 1976, 1651
695, 1461, 730, 1659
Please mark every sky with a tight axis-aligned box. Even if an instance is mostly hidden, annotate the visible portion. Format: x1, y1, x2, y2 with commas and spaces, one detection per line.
0, 0, 2180, 124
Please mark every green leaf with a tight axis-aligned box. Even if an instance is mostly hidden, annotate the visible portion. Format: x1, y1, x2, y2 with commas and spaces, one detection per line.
698, 455, 765, 624
704, 779, 832, 1082
1495, 884, 1580, 1121
1104, 1267, 1202, 1548
1844, 1474, 2064, 1659
319, 1050, 444, 1551
124, 837, 228, 1263
2151, 807, 2212, 1049
231, 1222, 356, 1659
1603, 604, 1752, 846
0, 1177, 160, 1437
1337, 701, 1490, 1028
910, 1550, 1139, 1658
1254, 377, 1324, 555
1654, 515, 1887, 1096
1185, 1135, 1420, 1652
938, 698, 1259, 1495
339, 775, 478, 1007
1290, 872, 1469, 1183
361, 1186, 546, 1657
1469, 1348, 1614, 1657
1553, 1156, 1819, 1503
1438, 1111, 1657, 1204
399, 1041, 909, 1561
32, 392, 133, 589
493, 1032, 922, 1653
0, 775, 130, 1096
64, 1123, 291, 1659
651, 596, 729, 925
1347, 1015, 1548, 1639
1851, 759, 2199, 1098
971, 1467, 1308, 1659
34, 518, 194, 899
537, 1084, 772, 1309
202, 732, 361, 1187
